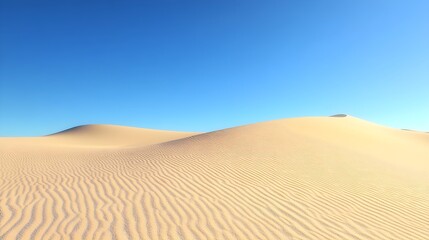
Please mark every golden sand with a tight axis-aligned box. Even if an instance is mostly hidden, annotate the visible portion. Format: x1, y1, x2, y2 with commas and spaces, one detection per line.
1, 116, 428, 239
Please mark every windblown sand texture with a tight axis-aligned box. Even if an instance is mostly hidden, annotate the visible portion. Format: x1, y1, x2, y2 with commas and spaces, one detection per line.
1, 116, 428, 239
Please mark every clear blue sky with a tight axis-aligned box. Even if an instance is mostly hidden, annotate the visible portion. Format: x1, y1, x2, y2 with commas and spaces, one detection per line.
1, 0, 428, 136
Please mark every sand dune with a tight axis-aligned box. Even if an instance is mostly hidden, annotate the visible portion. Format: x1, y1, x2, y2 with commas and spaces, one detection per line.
48, 124, 200, 147
1, 115, 428, 239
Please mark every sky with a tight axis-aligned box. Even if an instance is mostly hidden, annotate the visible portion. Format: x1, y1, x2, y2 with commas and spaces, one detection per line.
0, 0, 428, 136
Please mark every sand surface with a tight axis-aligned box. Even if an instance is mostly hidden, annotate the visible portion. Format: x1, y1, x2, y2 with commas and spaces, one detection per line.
1, 116, 428, 239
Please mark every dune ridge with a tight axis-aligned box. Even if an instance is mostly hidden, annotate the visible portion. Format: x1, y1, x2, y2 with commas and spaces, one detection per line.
47, 124, 201, 147
1, 116, 428, 239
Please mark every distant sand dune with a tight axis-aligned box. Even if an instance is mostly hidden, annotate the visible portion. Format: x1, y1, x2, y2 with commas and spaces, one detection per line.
48, 124, 200, 147
1, 116, 428, 239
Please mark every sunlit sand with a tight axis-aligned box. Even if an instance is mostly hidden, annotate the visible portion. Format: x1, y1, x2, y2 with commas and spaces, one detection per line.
1, 115, 428, 239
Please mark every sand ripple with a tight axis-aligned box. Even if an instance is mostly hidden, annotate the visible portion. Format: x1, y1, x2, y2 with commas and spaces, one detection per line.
1, 116, 428, 239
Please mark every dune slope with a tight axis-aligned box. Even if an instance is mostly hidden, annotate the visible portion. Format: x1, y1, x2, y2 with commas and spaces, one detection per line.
0, 124, 199, 150
48, 124, 200, 147
0, 116, 428, 239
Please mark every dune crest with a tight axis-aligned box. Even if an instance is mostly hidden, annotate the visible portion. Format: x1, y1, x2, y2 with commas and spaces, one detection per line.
7, 124, 200, 148
1, 116, 428, 239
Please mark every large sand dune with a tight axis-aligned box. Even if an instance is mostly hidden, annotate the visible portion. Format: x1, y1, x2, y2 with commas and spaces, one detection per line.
1, 116, 428, 239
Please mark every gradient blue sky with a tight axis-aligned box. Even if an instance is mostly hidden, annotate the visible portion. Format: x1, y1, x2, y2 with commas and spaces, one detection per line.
1, 0, 428, 136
